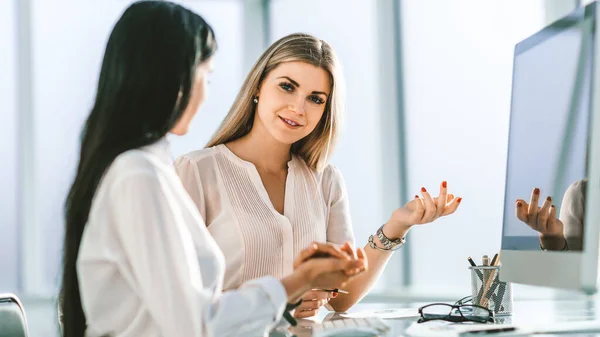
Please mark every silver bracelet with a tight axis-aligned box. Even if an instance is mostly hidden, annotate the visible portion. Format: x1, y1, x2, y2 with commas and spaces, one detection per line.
368, 224, 406, 252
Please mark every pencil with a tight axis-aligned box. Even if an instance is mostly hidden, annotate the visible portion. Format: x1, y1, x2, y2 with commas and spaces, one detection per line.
480, 252, 501, 308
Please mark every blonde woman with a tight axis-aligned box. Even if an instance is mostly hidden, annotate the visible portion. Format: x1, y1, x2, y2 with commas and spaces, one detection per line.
175, 33, 462, 318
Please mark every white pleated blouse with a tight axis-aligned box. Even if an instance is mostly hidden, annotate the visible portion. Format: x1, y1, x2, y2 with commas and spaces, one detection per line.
175, 144, 355, 290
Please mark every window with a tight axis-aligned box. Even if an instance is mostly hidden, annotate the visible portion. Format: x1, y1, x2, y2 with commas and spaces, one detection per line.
0, 0, 19, 292
400, 0, 557, 295
26, 0, 245, 296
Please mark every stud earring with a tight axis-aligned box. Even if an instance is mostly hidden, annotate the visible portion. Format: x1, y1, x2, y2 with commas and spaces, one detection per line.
253, 96, 258, 104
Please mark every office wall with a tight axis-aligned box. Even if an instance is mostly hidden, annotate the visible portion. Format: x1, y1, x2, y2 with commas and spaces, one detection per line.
26, 0, 244, 295
400, 0, 565, 293
0, 0, 19, 292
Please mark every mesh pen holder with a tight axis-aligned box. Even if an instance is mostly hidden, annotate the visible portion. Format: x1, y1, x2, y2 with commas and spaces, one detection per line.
469, 266, 513, 316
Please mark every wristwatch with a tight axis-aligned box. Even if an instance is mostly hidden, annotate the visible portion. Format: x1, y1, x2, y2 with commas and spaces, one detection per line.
540, 238, 569, 251
368, 224, 405, 251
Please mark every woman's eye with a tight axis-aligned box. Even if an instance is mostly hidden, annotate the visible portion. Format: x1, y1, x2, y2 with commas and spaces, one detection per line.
309, 96, 325, 104
279, 82, 294, 92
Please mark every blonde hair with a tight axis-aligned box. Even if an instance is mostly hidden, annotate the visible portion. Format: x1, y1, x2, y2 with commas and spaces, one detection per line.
206, 33, 345, 171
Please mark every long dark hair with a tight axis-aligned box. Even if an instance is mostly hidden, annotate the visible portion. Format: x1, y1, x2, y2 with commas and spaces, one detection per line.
59, 2, 216, 336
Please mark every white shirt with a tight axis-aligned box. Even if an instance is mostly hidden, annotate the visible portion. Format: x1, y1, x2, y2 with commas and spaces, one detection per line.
174, 144, 355, 290
77, 138, 287, 337
561, 178, 587, 251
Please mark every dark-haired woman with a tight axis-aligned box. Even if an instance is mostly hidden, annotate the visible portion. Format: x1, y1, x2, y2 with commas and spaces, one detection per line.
59, 2, 366, 336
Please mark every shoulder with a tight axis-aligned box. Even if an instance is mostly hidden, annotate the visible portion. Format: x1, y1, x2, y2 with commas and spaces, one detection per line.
103, 149, 172, 193
565, 178, 587, 199
294, 159, 345, 185
174, 146, 221, 171
174, 147, 230, 190
321, 163, 345, 185
108, 149, 163, 180
93, 149, 168, 209
295, 160, 347, 197
176, 146, 220, 164
294, 157, 342, 178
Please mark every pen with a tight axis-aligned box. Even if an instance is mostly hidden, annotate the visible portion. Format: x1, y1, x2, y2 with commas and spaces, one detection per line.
489, 253, 503, 309
490, 253, 499, 266
468, 257, 484, 283
318, 288, 349, 294
283, 311, 297, 326
283, 299, 303, 326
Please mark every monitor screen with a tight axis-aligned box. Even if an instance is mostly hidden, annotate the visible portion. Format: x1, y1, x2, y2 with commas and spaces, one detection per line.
501, 14, 593, 252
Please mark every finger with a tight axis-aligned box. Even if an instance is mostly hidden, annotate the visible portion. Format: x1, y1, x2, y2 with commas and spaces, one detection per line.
549, 204, 557, 220
440, 197, 462, 216
537, 196, 552, 232
434, 194, 454, 204
313, 242, 351, 260
435, 181, 448, 217
420, 187, 437, 222
413, 194, 425, 223
548, 205, 563, 235
345, 244, 361, 275
302, 290, 330, 301
315, 258, 359, 276
294, 307, 319, 318
515, 199, 529, 222
295, 242, 350, 268
300, 299, 327, 310
356, 247, 367, 271
295, 300, 313, 312
528, 188, 540, 221
342, 241, 358, 259
294, 242, 319, 268
343, 259, 366, 276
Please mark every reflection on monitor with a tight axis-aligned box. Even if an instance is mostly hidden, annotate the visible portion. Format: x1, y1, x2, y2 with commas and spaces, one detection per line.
501, 6, 592, 252
500, 2, 600, 294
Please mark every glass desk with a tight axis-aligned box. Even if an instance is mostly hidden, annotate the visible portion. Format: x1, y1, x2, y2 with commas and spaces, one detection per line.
272, 299, 600, 337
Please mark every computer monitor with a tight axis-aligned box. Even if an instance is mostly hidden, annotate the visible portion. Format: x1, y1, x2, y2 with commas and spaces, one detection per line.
500, 1, 600, 294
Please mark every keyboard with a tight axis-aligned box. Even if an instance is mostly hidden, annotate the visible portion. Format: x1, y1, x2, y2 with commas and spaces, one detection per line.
311, 317, 390, 337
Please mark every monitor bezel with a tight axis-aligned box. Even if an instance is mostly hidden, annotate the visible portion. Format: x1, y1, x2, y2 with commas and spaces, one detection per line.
500, 2, 600, 294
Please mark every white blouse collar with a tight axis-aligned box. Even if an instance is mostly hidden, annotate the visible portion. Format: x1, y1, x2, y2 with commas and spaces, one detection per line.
217, 143, 296, 169
140, 137, 173, 165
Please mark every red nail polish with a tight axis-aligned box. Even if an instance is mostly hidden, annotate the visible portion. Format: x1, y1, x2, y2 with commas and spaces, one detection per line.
546, 196, 552, 202
534, 188, 540, 195
332, 292, 338, 298
415, 195, 419, 199
421, 187, 427, 193
457, 197, 462, 203
516, 202, 522, 207
442, 181, 447, 188
551, 205, 555, 208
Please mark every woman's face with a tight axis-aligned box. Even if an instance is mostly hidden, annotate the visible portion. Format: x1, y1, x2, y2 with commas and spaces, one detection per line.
254, 61, 331, 145
170, 59, 213, 135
